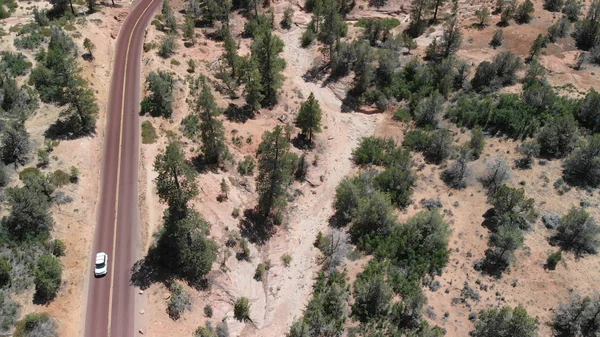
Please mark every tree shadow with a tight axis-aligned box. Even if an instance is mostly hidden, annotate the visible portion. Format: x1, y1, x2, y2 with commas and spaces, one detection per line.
130, 246, 172, 290
82, 53, 93, 61
44, 118, 93, 140
32, 290, 55, 305
302, 63, 329, 84
291, 134, 314, 150
224, 104, 256, 123
191, 155, 208, 174
239, 208, 276, 245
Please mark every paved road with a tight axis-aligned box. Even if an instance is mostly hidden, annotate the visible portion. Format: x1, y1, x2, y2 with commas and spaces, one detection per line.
83, 0, 161, 336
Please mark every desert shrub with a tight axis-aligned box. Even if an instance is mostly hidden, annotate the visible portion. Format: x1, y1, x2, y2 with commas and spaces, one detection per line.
471, 305, 538, 337
50, 169, 70, 187
51, 239, 66, 257
402, 130, 430, 152
159, 35, 177, 58
441, 147, 471, 189
423, 129, 453, 164
490, 29, 504, 48
254, 263, 269, 281
563, 0, 582, 21
480, 156, 511, 195
479, 224, 524, 275
301, 25, 316, 47
281, 253, 292, 267
13, 32, 43, 50
1, 51, 31, 76
469, 126, 485, 159
553, 208, 600, 255
544, 0, 564, 12
572, 0, 600, 50
34, 254, 62, 303
515, 141, 540, 169
141, 121, 157, 144
563, 134, 600, 187
0, 290, 20, 333
237, 155, 255, 176
471, 61, 498, 92
204, 304, 213, 317
281, 6, 294, 29
536, 114, 577, 158
295, 154, 308, 181
352, 276, 393, 323
351, 190, 396, 248
591, 43, 600, 65
13, 312, 58, 337
494, 51, 524, 86
490, 185, 536, 231
375, 160, 416, 207
234, 297, 251, 321
548, 17, 571, 42
515, 0, 535, 23
286, 270, 349, 336
576, 90, 600, 132
413, 92, 444, 127
546, 250, 562, 270
553, 293, 600, 337
0, 258, 10, 288
352, 136, 401, 166
167, 282, 191, 320
378, 210, 451, 279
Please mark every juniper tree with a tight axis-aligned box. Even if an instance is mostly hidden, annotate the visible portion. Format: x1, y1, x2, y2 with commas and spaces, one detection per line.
1, 121, 30, 167
141, 71, 173, 118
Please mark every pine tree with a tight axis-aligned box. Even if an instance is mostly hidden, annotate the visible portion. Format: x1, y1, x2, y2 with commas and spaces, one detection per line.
251, 25, 286, 107
242, 57, 264, 112
430, 0, 447, 22
194, 79, 229, 166
409, 0, 432, 36
183, 15, 195, 45
257, 126, 298, 219
295, 93, 323, 144
439, 1, 462, 59
154, 141, 198, 215
64, 75, 98, 136
1, 121, 30, 168
223, 28, 239, 78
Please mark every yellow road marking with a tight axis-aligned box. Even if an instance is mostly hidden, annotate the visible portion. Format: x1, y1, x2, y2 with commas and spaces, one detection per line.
106, 0, 157, 335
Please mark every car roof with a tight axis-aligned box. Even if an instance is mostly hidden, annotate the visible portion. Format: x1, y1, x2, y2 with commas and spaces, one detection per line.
95, 252, 107, 264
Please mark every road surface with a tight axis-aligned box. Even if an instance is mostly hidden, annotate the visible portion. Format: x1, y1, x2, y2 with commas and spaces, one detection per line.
83, 0, 161, 336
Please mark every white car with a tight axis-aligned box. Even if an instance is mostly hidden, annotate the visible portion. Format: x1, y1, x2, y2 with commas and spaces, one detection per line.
94, 252, 108, 277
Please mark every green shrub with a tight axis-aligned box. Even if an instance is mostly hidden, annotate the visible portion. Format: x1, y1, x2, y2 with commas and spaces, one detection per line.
234, 297, 251, 321
471, 305, 538, 337
254, 263, 267, 281
13, 32, 43, 50
546, 250, 562, 270
237, 155, 255, 176
0, 291, 20, 333
393, 107, 412, 122
553, 208, 600, 255
1, 51, 31, 76
167, 282, 191, 320
203, 304, 213, 318
231, 207, 240, 218
50, 169, 71, 187
424, 129, 453, 164
281, 253, 292, 267
70, 166, 79, 183
402, 130, 430, 152
141, 121, 158, 144
356, 17, 401, 29
14, 312, 57, 337
19, 167, 41, 182
51, 239, 66, 257
352, 136, 404, 166
0, 258, 11, 288
34, 254, 62, 303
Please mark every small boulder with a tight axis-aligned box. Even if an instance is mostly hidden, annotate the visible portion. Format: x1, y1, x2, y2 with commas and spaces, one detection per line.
542, 214, 561, 229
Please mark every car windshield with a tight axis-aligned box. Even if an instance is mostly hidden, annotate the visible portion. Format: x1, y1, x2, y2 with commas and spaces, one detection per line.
95, 261, 105, 268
